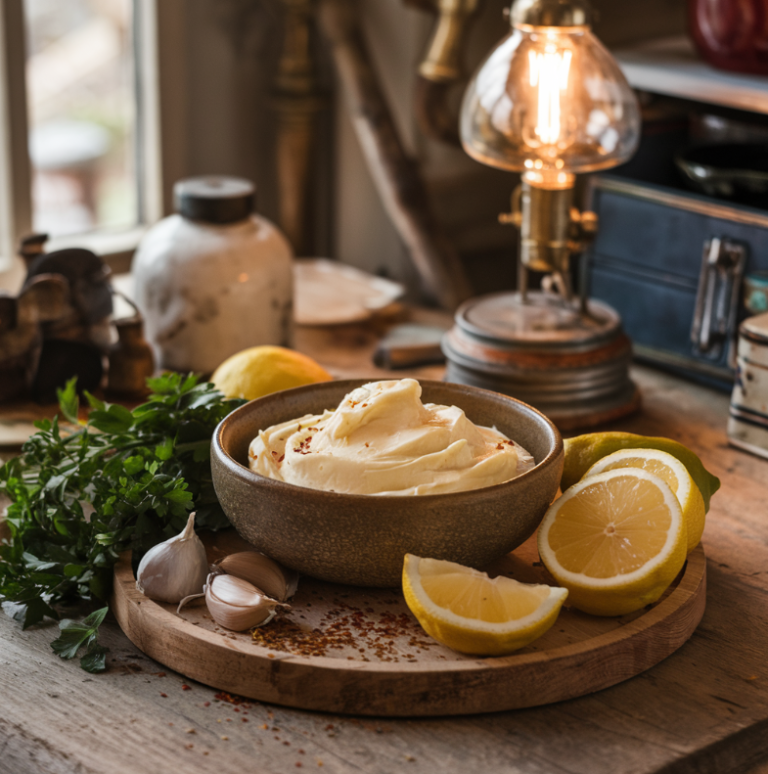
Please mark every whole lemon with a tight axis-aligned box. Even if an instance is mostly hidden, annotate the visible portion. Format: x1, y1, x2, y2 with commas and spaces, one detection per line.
211, 346, 332, 400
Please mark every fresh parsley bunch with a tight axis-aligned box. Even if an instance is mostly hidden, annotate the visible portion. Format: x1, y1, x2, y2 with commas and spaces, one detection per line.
0, 373, 244, 671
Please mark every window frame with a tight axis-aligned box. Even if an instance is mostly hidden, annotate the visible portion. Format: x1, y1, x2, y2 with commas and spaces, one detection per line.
0, 0, 185, 277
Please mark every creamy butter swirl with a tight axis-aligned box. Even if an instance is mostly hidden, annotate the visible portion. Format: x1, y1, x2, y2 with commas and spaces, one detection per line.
248, 379, 535, 496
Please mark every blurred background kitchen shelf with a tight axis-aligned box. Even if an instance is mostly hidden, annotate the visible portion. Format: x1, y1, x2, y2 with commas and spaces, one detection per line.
615, 36, 768, 116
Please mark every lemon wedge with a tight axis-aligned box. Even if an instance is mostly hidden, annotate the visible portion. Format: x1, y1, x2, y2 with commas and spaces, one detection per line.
402, 554, 568, 656
211, 346, 332, 401
583, 448, 705, 554
538, 468, 687, 617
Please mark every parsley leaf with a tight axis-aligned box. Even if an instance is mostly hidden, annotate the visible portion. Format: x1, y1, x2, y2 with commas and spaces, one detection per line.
51, 607, 109, 672
0, 373, 244, 671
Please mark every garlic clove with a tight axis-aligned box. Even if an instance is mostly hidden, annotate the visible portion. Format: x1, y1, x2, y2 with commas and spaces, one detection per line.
216, 551, 299, 602
204, 573, 286, 632
136, 512, 208, 603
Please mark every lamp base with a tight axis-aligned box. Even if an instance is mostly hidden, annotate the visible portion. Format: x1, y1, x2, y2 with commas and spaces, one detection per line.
442, 291, 641, 431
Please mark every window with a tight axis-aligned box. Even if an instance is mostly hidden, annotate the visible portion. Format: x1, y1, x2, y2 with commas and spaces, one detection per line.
0, 0, 178, 277
26, 0, 137, 237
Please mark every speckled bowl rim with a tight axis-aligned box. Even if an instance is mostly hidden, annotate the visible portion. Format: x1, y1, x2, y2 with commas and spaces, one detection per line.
212, 378, 563, 503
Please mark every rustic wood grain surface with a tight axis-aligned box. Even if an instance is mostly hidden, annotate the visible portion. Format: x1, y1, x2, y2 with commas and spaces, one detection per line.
1, 313, 768, 774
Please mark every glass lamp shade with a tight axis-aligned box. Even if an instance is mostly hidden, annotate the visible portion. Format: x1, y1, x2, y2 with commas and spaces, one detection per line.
461, 23, 641, 188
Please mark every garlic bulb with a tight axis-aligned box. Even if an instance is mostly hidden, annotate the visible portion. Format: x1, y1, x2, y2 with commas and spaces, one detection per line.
205, 573, 285, 631
136, 512, 208, 603
216, 551, 299, 602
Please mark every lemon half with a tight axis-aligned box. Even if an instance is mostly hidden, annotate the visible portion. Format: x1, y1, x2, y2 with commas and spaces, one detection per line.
583, 448, 705, 553
561, 432, 720, 512
402, 554, 568, 656
538, 468, 687, 617
211, 346, 332, 401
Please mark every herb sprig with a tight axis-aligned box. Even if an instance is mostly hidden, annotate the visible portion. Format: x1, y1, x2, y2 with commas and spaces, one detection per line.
0, 373, 244, 669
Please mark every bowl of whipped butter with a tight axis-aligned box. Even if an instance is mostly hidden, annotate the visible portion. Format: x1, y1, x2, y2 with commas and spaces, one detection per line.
211, 379, 563, 586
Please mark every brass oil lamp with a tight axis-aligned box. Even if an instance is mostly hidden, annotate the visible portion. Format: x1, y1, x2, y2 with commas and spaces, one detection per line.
443, 0, 643, 429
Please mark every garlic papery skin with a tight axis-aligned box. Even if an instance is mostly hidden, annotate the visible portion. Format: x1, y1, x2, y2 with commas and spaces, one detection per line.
205, 574, 286, 632
217, 551, 299, 602
136, 512, 208, 603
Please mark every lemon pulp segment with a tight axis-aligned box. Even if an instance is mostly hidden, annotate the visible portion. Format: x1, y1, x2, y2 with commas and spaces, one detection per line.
419, 567, 551, 623
538, 468, 687, 616
548, 474, 674, 578
583, 448, 705, 553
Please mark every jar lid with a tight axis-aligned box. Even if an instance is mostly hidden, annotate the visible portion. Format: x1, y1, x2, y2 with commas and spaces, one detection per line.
174, 176, 256, 224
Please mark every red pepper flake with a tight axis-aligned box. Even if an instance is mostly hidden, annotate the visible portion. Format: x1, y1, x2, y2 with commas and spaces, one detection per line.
296, 764, 303, 768
242, 718, 249, 723
160, 693, 168, 698
278, 454, 285, 463
214, 691, 249, 705
284, 740, 290, 746
203, 701, 210, 707
155, 672, 166, 677
181, 684, 191, 691
299, 749, 306, 755
294, 436, 313, 455
261, 724, 269, 730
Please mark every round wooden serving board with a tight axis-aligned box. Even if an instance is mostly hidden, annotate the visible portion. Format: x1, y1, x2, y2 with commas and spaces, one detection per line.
112, 530, 707, 717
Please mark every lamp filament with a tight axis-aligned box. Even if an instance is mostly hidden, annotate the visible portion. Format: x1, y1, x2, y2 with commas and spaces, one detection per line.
528, 47, 572, 146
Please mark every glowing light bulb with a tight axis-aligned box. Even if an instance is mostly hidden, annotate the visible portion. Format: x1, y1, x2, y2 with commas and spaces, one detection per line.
460, 11, 640, 189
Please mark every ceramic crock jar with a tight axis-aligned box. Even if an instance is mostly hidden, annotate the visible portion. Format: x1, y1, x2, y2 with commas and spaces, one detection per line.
688, 0, 768, 74
132, 176, 294, 374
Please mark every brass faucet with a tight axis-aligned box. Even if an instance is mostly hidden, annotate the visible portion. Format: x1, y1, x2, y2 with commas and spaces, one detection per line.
419, 0, 482, 83
411, 0, 484, 145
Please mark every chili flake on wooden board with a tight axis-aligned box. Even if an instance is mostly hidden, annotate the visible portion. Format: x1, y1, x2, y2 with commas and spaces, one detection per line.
178, 577, 453, 663
167, 529, 634, 665
166, 530, 466, 663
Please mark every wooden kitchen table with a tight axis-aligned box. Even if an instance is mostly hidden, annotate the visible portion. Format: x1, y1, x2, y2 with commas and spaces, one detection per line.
1, 312, 768, 774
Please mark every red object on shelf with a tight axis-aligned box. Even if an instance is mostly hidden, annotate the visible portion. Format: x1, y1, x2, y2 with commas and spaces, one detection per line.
688, 0, 768, 74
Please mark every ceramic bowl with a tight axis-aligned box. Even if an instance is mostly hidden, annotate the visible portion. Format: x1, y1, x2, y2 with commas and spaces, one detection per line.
210, 379, 563, 587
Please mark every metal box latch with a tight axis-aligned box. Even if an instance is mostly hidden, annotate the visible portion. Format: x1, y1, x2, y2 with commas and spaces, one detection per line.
691, 236, 746, 364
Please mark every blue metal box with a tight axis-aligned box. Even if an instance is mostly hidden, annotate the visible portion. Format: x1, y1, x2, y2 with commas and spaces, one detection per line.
586, 174, 768, 390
